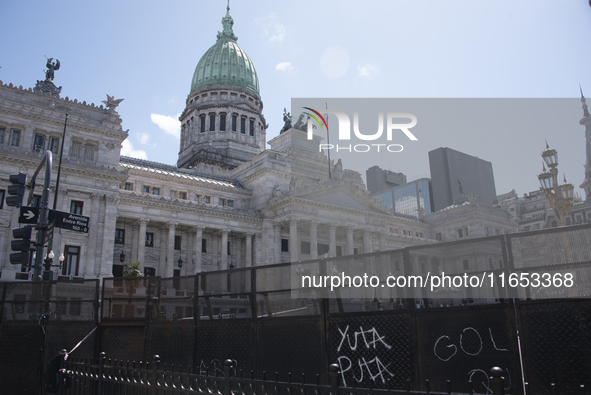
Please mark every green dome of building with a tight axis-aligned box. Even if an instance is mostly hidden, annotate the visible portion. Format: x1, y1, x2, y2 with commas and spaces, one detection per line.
190, 9, 260, 100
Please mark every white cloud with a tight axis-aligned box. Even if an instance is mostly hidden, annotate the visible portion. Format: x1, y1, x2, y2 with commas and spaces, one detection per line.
150, 113, 181, 138
358, 63, 379, 77
275, 62, 293, 72
138, 132, 150, 145
255, 12, 286, 42
121, 139, 147, 160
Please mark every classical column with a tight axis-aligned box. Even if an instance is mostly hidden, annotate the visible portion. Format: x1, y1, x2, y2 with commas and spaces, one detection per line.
253, 233, 262, 266
212, 232, 219, 269
235, 236, 242, 268
221, 229, 228, 270
130, 223, 139, 263
99, 195, 118, 276
159, 228, 167, 276
273, 223, 282, 264
137, 219, 149, 266
166, 222, 177, 278
194, 226, 204, 274
363, 229, 372, 254
84, 193, 102, 277
346, 227, 355, 256
310, 222, 318, 259
245, 233, 253, 267
329, 224, 337, 258
379, 233, 386, 251
290, 219, 299, 263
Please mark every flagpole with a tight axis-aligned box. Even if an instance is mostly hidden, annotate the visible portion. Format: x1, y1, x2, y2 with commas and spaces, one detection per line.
326, 102, 331, 179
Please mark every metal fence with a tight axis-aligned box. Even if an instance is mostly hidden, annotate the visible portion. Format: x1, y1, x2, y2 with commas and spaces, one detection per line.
57, 354, 511, 395
1, 224, 591, 394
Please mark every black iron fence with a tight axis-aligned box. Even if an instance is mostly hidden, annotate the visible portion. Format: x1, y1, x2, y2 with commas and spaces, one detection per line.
1, 224, 591, 394
57, 353, 511, 395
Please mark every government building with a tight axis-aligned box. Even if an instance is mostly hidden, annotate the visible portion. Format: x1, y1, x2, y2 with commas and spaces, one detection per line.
0, 7, 533, 282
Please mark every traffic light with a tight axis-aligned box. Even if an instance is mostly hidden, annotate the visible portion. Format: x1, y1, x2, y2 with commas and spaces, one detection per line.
6, 173, 27, 207
10, 225, 33, 265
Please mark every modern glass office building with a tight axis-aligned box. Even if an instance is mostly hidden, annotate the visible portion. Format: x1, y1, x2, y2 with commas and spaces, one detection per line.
376, 178, 433, 218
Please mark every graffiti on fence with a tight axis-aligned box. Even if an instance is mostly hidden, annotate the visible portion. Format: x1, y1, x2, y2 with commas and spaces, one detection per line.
433, 326, 511, 394
198, 358, 239, 376
336, 325, 395, 387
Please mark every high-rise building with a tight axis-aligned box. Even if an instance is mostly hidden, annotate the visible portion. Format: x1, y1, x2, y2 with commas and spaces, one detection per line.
429, 147, 497, 211
367, 166, 433, 219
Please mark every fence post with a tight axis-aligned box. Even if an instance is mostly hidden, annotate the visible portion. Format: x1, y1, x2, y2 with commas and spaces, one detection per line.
489, 367, 505, 395
152, 355, 160, 395
224, 359, 234, 395
97, 352, 106, 395
329, 363, 340, 395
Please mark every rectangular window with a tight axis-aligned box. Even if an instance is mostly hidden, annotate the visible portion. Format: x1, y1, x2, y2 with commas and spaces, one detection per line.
11, 130, 21, 146
70, 200, 83, 215
200, 115, 206, 133
71, 141, 81, 157
209, 114, 215, 131
84, 144, 95, 160
0, 189, 4, 209
115, 229, 125, 244
174, 235, 182, 250
204, 196, 211, 204
435, 232, 442, 241
49, 137, 59, 154
144, 267, 156, 277
195, 195, 200, 203
124, 182, 133, 191
240, 117, 246, 134
34, 134, 45, 151
202, 238, 207, 253
353, 247, 359, 255
0, 127, 5, 144
227, 200, 233, 207
463, 259, 469, 270
219, 198, 225, 206
146, 232, 154, 247
281, 239, 289, 252
249, 119, 255, 136
152, 187, 160, 195
63, 246, 80, 276
143, 186, 150, 193
232, 115, 237, 131
220, 113, 226, 131
179, 192, 187, 200
457, 228, 464, 238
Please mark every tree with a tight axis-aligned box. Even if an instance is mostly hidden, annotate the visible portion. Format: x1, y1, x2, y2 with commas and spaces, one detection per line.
123, 262, 144, 278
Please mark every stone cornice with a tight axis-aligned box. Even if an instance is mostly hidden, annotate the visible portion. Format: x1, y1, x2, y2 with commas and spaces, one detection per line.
117, 193, 261, 222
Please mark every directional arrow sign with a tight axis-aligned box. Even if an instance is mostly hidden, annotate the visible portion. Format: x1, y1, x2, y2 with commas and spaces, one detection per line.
18, 206, 40, 224
48, 210, 89, 233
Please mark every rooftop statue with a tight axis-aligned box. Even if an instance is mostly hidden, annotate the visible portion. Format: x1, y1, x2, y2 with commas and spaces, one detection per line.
280, 108, 292, 134
102, 94, 124, 111
34, 56, 62, 95
44, 57, 60, 81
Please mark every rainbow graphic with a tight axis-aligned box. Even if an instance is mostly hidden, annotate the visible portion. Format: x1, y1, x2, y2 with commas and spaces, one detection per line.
302, 107, 329, 131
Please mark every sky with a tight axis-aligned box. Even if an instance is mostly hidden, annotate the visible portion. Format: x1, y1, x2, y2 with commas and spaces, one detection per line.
1, 0, 590, 197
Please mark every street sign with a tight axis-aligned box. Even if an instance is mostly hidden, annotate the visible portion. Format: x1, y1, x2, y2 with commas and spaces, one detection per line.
48, 210, 89, 233
18, 206, 40, 224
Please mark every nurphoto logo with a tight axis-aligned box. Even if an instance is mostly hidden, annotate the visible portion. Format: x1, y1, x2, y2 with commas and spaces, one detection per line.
303, 107, 418, 153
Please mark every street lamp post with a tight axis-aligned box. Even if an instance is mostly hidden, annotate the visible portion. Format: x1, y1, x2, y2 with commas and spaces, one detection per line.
537, 142, 575, 226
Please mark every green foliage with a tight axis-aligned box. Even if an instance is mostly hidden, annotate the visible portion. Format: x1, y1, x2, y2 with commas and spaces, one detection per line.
123, 262, 144, 278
